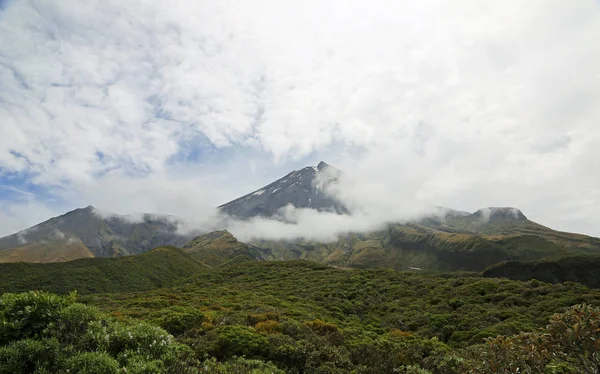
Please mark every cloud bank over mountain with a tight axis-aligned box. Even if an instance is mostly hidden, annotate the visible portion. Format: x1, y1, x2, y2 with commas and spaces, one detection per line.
0, 0, 599, 236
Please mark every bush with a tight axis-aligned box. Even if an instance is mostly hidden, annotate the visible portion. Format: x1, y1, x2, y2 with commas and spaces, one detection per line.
46, 303, 104, 345
81, 320, 181, 361
63, 352, 120, 374
0, 292, 196, 374
151, 307, 204, 336
465, 304, 600, 374
304, 319, 340, 335
0, 338, 61, 374
247, 312, 279, 326
212, 326, 269, 359
546, 304, 600, 371
0, 291, 75, 344
255, 320, 282, 334
199, 357, 284, 373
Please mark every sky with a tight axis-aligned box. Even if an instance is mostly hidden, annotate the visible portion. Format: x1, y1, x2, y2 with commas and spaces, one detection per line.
0, 0, 599, 238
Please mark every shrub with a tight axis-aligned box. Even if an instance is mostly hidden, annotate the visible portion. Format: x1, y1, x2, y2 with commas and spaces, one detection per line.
82, 320, 179, 360
304, 319, 339, 335
63, 352, 120, 374
0, 291, 75, 344
247, 313, 279, 326
546, 304, 600, 372
0, 338, 61, 374
465, 305, 600, 374
447, 299, 464, 310
391, 329, 414, 338
0, 292, 196, 374
255, 320, 282, 334
151, 307, 204, 336
199, 357, 284, 373
212, 326, 269, 359
46, 303, 104, 345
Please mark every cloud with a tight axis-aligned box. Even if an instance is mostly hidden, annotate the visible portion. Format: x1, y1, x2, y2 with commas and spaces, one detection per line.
52, 229, 65, 240
0, 0, 599, 238
223, 204, 434, 243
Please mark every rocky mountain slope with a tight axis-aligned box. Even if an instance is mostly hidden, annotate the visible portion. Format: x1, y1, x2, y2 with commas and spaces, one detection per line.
218, 161, 347, 218
0, 206, 193, 263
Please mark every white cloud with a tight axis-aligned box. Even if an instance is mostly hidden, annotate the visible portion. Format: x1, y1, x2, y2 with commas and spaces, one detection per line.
0, 0, 599, 237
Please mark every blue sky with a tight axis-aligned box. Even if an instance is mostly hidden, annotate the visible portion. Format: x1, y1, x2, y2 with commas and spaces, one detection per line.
0, 0, 599, 237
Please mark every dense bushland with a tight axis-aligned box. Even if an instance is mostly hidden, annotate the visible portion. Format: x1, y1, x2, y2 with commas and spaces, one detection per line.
0, 247, 205, 295
2, 261, 600, 373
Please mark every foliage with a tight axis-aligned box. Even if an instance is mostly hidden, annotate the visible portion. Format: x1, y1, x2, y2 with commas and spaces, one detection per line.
199, 357, 284, 373
465, 304, 600, 373
3, 260, 600, 372
0, 247, 205, 295
0, 291, 76, 344
483, 255, 600, 289
253, 218, 600, 272
0, 291, 196, 373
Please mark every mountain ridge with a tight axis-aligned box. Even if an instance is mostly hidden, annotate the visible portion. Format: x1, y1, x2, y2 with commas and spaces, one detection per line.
218, 161, 348, 219
0, 205, 193, 263
1, 161, 600, 269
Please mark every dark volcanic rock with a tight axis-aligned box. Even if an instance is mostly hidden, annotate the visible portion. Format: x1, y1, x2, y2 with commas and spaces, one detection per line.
472, 207, 527, 221
218, 161, 348, 219
0, 206, 192, 259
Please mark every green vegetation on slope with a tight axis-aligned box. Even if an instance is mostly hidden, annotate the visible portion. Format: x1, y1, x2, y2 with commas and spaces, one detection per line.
252, 220, 600, 271
0, 291, 202, 373
483, 255, 600, 288
2, 260, 600, 373
83, 261, 600, 347
76, 261, 600, 372
0, 246, 205, 295
182, 230, 264, 267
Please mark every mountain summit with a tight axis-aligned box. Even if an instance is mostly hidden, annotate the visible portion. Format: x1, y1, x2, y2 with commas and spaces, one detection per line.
0, 207, 192, 263
218, 161, 348, 219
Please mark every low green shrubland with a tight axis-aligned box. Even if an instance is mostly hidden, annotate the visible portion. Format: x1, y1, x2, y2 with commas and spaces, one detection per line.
2, 261, 600, 373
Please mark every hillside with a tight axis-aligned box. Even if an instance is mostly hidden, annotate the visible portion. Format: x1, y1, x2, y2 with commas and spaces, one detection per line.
2, 163, 600, 273
0, 206, 193, 263
75, 260, 600, 372
182, 230, 264, 267
0, 246, 205, 295
251, 211, 600, 271
483, 255, 600, 288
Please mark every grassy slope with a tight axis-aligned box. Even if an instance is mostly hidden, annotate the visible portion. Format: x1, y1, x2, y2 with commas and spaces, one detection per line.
483, 255, 600, 288
0, 238, 94, 263
81, 260, 600, 348
0, 246, 205, 295
252, 219, 600, 271
182, 230, 263, 267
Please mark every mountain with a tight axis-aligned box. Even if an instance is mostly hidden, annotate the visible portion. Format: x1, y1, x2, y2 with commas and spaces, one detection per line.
3, 161, 600, 273
0, 206, 193, 263
0, 246, 206, 295
218, 161, 348, 218
182, 230, 265, 267
251, 207, 600, 271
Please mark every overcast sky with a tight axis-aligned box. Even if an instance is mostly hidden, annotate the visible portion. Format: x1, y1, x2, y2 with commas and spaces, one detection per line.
0, 0, 599, 238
